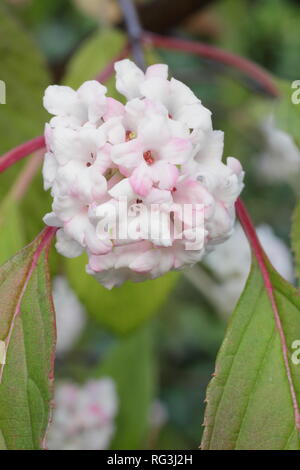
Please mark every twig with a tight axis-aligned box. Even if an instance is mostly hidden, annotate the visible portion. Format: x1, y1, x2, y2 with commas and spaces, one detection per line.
9, 150, 44, 202
143, 32, 279, 98
118, 0, 146, 71
130, 0, 216, 34
0, 136, 45, 174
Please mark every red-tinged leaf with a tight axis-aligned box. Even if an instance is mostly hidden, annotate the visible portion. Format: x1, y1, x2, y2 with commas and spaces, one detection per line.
201, 200, 300, 450
0, 227, 56, 450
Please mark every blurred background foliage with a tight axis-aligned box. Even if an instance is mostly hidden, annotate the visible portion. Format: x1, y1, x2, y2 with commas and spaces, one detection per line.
1, 0, 300, 449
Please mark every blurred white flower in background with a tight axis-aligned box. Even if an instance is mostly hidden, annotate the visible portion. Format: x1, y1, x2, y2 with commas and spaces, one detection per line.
47, 379, 118, 450
147, 400, 169, 448
256, 116, 300, 187
149, 400, 169, 430
52, 276, 86, 355
203, 223, 294, 314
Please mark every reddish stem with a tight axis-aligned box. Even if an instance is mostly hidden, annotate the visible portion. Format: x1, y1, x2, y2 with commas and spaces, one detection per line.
10, 151, 44, 202
0, 135, 45, 174
143, 32, 280, 98
236, 198, 300, 430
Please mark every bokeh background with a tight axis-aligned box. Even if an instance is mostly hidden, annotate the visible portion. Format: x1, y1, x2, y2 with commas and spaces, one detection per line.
0, 0, 300, 450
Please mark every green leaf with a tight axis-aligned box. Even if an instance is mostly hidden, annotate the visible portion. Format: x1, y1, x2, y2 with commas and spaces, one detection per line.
292, 201, 300, 283
201, 256, 300, 450
0, 6, 51, 247
0, 5, 49, 156
65, 254, 179, 334
96, 325, 156, 449
63, 28, 126, 99
0, 230, 56, 450
0, 196, 24, 265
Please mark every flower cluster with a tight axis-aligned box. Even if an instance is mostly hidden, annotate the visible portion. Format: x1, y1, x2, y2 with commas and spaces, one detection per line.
47, 379, 118, 450
42, 59, 244, 288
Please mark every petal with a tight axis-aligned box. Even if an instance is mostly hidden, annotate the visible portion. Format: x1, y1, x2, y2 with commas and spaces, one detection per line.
79, 124, 106, 151
44, 123, 52, 151
42, 152, 57, 190
52, 193, 81, 221
102, 117, 125, 145
170, 78, 199, 106
108, 178, 136, 200
138, 114, 170, 148
55, 229, 84, 258
168, 119, 190, 139
43, 212, 62, 227
206, 203, 234, 240
129, 250, 157, 272
145, 64, 168, 80
174, 179, 215, 217
139, 77, 170, 108
94, 144, 114, 175
43, 85, 82, 117
87, 252, 116, 272
51, 127, 84, 165
144, 187, 173, 205
115, 241, 152, 269
227, 156, 243, 176
103, 97, 125, 121
151, 161, 179, 190
114, 59, 145, 99
64, 212, 89, 245
129, 163, 153, 197
175, 103, 212, 130
111, 139, 142, 170
160, 137, 192, 164
88, 268, 126, 289
194, 130, 224, 163
84, 224, 112, 255
77, 80, 107, 123
83, 169, 108, 202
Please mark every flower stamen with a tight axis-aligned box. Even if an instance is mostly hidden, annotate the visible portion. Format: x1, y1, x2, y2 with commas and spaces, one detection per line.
143, 150, 154, 165
126, 130, 136, 141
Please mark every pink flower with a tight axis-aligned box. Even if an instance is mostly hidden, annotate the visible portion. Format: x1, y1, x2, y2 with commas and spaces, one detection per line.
42, 59, 244, 288
46, 379, 118, 450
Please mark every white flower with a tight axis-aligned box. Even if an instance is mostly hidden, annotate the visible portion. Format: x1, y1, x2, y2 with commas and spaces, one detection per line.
42, 59, 244, 289
149, 400, 168, 429
47, 379, 118, 450
43, 81, 107, 126
204, 223, 294, 313
256, 116, 300, 184
52, 276, 86, 355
